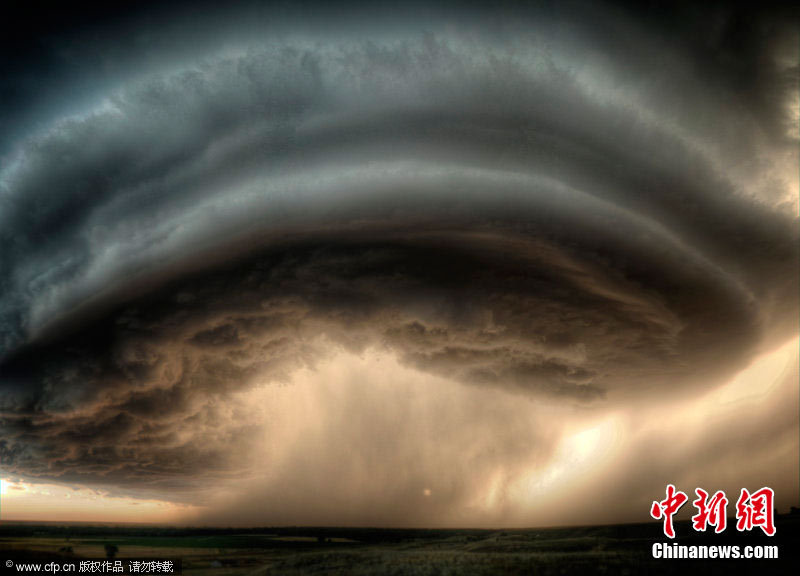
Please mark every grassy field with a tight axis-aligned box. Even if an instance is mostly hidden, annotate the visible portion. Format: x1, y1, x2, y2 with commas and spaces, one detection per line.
1, 515, 797, 575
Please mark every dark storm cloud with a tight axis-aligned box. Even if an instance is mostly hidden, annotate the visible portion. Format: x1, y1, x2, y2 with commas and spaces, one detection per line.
0, 0, 797, 508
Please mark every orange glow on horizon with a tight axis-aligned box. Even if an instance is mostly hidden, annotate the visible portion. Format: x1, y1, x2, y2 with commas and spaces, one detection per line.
0, 479, 194, 524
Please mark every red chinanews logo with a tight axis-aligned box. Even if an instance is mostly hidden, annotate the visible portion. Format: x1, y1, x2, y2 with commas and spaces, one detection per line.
651, 485, 776, 538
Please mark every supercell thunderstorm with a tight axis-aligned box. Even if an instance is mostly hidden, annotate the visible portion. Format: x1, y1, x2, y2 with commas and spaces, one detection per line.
0, 2, 797, 525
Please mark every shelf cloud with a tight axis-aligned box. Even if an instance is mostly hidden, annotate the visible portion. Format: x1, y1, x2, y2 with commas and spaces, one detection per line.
0, 0, 797, 525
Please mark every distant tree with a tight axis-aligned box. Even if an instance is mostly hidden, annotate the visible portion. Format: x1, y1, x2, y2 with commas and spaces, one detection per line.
104, 544, 119, 559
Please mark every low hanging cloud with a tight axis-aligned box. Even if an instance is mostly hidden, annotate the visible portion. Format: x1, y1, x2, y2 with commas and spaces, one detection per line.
0, 1, 797, 523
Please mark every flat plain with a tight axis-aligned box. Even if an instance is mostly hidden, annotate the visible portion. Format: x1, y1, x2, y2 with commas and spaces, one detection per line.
1, 515, 797, 575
